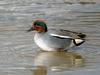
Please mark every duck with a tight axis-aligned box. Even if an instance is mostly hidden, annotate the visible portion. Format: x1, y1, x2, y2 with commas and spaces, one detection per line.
27, 19, 86, 51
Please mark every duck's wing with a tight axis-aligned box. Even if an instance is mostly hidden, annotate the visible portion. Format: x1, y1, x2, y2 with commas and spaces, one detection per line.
49, 29, 86, 39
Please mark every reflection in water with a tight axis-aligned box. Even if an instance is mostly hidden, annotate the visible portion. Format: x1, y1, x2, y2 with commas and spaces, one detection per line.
34, 51, 84, 71
32, 66, 47, 75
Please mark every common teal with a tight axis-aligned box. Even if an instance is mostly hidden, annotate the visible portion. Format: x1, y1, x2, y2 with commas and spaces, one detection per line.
27, 19, 86, 51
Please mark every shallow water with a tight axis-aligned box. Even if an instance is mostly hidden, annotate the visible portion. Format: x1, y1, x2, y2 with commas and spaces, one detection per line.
0, 0, 100, 75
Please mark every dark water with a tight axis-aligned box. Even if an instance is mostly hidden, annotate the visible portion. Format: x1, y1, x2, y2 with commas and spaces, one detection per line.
0, 0, 100, 75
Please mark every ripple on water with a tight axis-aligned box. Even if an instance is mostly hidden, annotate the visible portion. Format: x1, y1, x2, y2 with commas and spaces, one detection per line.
0, 0, 100, 75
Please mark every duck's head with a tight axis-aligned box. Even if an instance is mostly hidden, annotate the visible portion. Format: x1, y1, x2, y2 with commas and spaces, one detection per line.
27, 19, 48, 33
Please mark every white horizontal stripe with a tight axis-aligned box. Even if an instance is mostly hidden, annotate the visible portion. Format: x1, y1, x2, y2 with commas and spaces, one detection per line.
50, 33, 72, 38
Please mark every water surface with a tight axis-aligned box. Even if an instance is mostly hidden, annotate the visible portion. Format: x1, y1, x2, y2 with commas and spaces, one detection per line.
0, 0, 100, 75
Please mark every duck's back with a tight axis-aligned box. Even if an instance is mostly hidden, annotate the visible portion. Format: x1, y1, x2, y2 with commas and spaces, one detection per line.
49, 29, 86, 39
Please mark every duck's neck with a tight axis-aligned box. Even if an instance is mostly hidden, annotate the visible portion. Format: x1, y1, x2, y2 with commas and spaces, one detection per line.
37, 30, 48, 34
35, 31, 47, 37
34, 32, 47, 41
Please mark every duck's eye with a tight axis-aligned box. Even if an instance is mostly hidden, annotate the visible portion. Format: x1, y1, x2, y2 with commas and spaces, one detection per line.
34, 25, 44, 30
35, 25, 41, 29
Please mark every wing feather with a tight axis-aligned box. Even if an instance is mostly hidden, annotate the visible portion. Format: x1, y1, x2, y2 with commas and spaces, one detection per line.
49, 29, 86, 39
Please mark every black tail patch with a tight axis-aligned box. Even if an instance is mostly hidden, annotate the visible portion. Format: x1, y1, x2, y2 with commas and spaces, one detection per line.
78, 33, 86, 39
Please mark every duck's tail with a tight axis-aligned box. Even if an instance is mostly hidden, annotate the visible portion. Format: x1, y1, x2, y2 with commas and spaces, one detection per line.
73, 33, 86, 46
77, 33, 86, 39
73, 39, 85, 46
